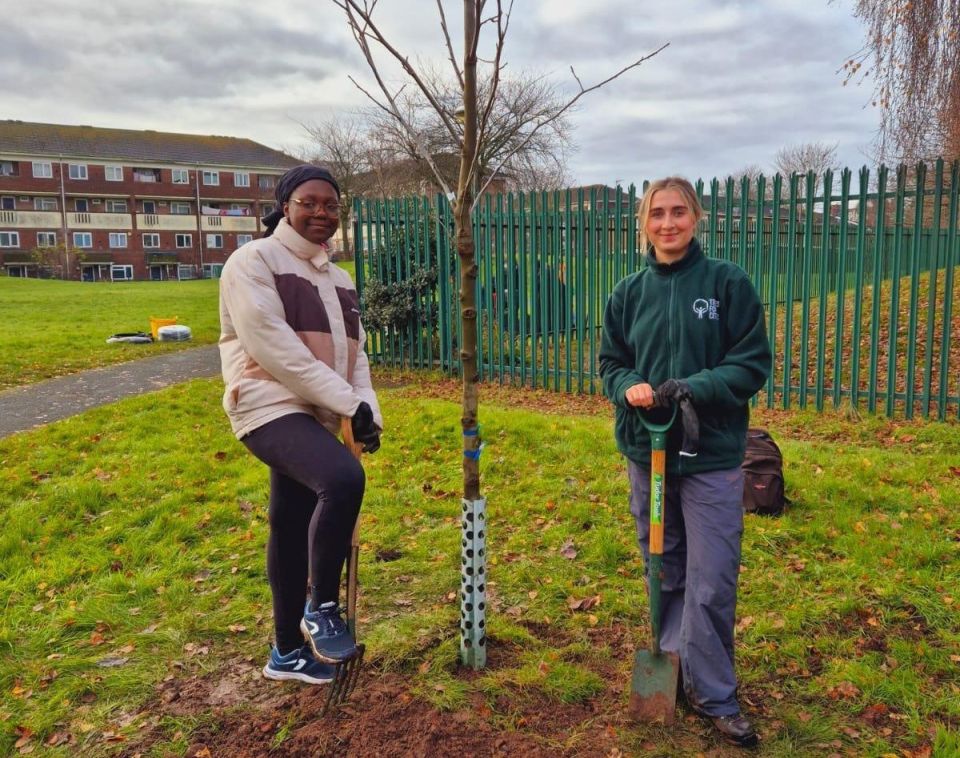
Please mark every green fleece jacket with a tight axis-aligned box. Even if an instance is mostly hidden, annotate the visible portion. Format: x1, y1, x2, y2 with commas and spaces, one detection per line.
599, 239, 772, 474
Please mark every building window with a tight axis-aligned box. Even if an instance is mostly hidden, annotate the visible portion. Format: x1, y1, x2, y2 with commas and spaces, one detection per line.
237, 233, 253, 246
68, 164, 88, 180
202, 170, 219, 186
1, 197, 15, 210
33, 197, 58, 211
105, 199, 128, 213
32, 161, 52, 178
172, 168, 189, 184
112, 265, 134, 281
75, 199, 89, 213
206, 233, 223, 248
109, 232, 128, 248
141, 200, 157, 214
143, 233, 160, 248
0, 231, 20, 247
1, 161, 19, 177
175, 233, 192, 248
258, 175, 276, 190
37, 232, 57, 247
72, 232, 93, 248
132, 167, 161, 183
260, 203, 275, 216
234, 172, 250, 187
170, 201, 191, 215
105, 165, 123, 181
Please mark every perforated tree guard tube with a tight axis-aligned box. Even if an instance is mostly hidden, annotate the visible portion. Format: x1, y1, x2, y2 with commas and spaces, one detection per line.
460, 497, 487, 669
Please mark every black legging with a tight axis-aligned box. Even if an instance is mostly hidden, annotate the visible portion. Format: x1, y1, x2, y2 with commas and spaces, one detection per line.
242, 413, 365, 653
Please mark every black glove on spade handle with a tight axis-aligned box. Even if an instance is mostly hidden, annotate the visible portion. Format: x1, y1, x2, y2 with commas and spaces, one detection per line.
653, 378, 693, 408
653, 379, 699, 457
351, 401, 381, 454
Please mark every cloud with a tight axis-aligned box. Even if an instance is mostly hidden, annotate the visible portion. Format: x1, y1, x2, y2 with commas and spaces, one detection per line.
0, 0, 879, 184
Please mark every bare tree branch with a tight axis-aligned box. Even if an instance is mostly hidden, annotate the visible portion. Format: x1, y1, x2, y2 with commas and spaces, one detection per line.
840, 0, 960, 162
334, 0, 461, 142
474, 43, 669, 198
436, 0, 464, 89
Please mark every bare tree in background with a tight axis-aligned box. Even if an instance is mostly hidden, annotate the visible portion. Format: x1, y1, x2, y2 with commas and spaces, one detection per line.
727, 164, 769, 200
301, 117, 371, 258
362, 68, 575, 193
332, 0, 665, 669
775, 142, 838, 179
841, 0, 960, 163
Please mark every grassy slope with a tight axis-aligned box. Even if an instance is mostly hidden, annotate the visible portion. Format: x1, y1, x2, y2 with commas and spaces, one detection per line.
0, 379, 957, 756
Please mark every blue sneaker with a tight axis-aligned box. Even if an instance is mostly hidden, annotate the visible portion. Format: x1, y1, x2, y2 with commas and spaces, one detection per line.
300, 600, 357, 663
263, 644, 336, 685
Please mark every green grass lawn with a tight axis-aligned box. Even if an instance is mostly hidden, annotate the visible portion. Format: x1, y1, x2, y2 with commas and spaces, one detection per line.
0, 379, 957, 756
0, 259, 357, 391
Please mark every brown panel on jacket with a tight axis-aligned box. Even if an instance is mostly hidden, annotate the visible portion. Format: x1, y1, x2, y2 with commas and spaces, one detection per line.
336, 286, 361, 341
275, 273, 331, 333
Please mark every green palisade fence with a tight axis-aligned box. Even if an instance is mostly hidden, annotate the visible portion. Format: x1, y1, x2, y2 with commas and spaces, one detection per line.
354, 161, 960, 420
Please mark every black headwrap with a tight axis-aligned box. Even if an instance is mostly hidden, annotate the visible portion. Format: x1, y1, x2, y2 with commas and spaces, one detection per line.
262, 165, 340, 237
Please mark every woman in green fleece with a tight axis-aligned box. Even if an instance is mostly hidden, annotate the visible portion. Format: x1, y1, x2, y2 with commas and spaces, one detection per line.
599, 177, 771, 747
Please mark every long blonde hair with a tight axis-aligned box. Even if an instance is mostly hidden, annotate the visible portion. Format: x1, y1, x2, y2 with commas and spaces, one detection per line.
637, 177, 704, 251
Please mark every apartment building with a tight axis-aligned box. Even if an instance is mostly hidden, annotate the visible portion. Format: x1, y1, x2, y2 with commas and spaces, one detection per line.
0, 120, 299, 281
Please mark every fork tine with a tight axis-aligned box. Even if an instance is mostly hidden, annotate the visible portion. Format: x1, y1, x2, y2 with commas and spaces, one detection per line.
320, 644, 365, 714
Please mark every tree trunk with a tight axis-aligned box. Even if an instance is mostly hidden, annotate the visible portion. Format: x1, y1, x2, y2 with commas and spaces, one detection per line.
458, 1, 480, 501
339, 202, 353, 260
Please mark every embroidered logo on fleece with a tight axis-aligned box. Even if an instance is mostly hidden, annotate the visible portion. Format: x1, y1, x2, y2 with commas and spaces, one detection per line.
692, 298, 720, 320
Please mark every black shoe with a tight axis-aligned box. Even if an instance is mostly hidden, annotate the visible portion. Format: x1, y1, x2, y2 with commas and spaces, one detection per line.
709, 713, 758, 747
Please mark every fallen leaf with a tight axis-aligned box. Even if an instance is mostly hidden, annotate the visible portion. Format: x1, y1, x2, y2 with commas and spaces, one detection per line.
560, 539, 578, 560
228, 625, 247, 634
827, 681, 861, 700
45, 732, 70, 747
861, 703, 889, 724
567, 594, 600, 612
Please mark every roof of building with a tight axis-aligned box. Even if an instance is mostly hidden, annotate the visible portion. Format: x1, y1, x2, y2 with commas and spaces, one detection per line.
0, 120, 300, 170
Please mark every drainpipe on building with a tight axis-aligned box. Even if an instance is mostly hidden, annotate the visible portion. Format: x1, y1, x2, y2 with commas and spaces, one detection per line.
58, 154, 69, 280
194, 162, 204, 278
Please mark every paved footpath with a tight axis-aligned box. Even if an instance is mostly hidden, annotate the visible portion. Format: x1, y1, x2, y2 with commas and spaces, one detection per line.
0, 345, 221, 439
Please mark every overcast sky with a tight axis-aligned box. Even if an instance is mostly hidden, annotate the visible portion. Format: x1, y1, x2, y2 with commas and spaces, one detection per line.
1, 0, 879, 186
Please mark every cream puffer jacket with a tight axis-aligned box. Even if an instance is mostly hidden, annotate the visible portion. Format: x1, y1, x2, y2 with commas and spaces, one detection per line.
218, 218, 382, 439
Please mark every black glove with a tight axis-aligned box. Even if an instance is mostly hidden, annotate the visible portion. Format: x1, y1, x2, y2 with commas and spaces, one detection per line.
351, 401, 381, 454
653, 378, 693, 408
653, 379, 699, 457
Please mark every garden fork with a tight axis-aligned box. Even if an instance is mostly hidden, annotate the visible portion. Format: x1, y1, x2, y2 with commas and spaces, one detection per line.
321, 417, 367, 713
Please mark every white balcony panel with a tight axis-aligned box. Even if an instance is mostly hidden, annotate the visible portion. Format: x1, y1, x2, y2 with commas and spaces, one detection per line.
136, 214, 198, 231
200, 216, 258, 232
67, 213, 132, 230
0, 210, 62, 228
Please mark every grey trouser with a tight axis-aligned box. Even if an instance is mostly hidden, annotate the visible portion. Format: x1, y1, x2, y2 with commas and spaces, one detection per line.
627, 461, 744, 717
